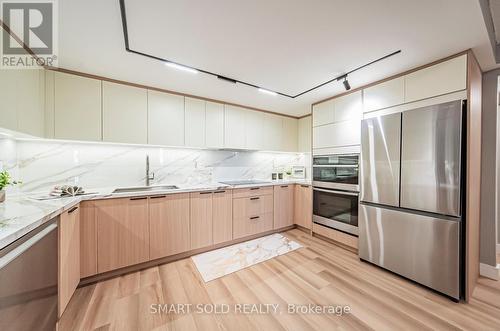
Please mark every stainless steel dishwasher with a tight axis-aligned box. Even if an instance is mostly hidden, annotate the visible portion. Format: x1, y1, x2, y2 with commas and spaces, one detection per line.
0, 218, 58, 331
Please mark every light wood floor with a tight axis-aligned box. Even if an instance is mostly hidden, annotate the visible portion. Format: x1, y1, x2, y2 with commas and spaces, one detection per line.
59, 229, 500, 331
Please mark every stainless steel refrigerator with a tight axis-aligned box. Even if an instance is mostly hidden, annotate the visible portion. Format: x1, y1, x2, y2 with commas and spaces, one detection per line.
359, 100, 465, 301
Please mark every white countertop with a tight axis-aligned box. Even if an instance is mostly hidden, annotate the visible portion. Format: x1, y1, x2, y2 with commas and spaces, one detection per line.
0, 179, 311, 250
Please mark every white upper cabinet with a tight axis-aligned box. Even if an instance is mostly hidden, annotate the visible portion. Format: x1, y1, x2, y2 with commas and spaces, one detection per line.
0, 70, 21, 132
313, 120, 360, 149
185, 97, 205, 148
148, 90, 185, 146
363, 77, 405, 113
54, 72, 102, 141
245, 110, 264, 150
224, 105, 246, 149
312, 99, 334, 127
404, 54, 467, 103
334, 91, 362, 122
205, 101, 224, 148
103, 82, 148, 144
298, 116, 311, 153
262, 113, 283, 151
0, 69, 45, 137
282, 117, 298, 152
17, 70, 45, 137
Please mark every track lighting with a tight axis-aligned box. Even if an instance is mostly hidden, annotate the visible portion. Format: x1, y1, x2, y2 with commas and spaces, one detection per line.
343, 77, 351, 91
258, 88, 277, 96
337, 75, 351, 91
119, 0, 401, 98
165, 62, 198, 74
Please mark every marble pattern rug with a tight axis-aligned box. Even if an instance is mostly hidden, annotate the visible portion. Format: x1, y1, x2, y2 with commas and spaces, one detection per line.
191, 233, 302, 282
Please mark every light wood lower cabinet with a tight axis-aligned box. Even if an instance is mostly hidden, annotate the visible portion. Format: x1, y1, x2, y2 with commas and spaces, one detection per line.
294, 184, 312, 229
232, 187, 274, 239
58, 205, 80, 317
273, 185, 294, 229
233, 213, 274, 239
212, 190, 233, 244
149, 193, 190, 259
75, 184, 315, 279
190, 192, 213, 250
96, 197, 150, 273
80, 201, 97, 278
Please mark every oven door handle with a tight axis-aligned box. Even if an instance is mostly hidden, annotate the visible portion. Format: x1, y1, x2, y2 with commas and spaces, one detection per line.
313, 188, 359, 196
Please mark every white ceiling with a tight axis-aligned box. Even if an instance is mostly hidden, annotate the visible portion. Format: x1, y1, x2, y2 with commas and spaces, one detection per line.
58, 0, 493, 117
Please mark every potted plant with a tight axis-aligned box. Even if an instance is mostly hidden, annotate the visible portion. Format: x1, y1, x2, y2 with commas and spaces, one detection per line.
0, 171, 21, 202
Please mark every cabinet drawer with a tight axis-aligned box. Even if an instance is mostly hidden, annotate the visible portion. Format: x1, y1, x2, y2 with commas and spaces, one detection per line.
233, 212, 273, 239
233, 195, 273, 219
232, 186, 273, 198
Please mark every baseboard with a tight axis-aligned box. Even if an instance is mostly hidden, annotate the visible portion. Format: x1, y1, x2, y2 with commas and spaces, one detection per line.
480, 263, 500, 280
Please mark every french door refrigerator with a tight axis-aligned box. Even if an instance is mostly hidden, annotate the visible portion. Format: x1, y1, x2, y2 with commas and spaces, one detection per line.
359, 100, 465, 301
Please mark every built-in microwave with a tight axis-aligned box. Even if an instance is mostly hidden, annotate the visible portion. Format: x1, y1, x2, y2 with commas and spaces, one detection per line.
312, 154, 359, 191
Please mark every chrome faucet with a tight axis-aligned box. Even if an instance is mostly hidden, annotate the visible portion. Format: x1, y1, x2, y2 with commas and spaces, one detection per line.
146, 155, 154, 186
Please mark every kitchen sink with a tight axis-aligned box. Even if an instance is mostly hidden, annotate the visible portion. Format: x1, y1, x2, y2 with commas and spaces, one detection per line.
112, 185, 179, 194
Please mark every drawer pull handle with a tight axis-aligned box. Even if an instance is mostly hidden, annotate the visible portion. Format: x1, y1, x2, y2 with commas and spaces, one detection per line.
250, 216, 260, 220
150, 195, 166, 199
68, 206, 78, 214
280, 185, 288, 188
130, 197, 148, 201
250, 187, 260, 190
250, 197, 260, 201
200, 192, 212, 195
214, 190, 226, 194
301, 185, 309, 188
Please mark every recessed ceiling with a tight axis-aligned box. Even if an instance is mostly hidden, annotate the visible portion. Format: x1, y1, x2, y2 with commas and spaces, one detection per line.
58, 0, 493, 117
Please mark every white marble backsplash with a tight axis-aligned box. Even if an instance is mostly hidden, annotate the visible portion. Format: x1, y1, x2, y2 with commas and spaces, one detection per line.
0, 138, 311, 194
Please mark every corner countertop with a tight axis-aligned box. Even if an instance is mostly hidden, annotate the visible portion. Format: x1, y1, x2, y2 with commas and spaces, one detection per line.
0, 179, 311, 250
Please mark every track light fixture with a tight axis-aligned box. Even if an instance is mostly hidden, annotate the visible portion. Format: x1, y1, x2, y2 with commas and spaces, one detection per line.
337, 75, 351, 91
119, 0, 400, 98
343, 76, 351, 91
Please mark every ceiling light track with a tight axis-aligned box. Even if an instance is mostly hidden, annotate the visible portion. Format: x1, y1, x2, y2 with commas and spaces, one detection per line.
119, 0, 401, 98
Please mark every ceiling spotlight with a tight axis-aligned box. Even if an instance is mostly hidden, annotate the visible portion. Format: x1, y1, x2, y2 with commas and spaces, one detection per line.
165, 62, 198, 74
258, 88, 277, 96
342, 76, 351, 91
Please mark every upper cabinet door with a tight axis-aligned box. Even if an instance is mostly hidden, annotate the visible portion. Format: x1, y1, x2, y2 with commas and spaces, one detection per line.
245, 110, 264, 150
54, 72, 102, 141
103, 82, 147, 144
205, 101, 224, 148
17, 70, 46, 137
405, 55, 467, 103
312, 99, 334, 127
262, 113, 282, 151
0, 70, 18, 131
360, 113, 401, 206
148, 90, 185, 146
334, 91, 362, 122
298, 116, 311, 153
282, 117, 298, 152
224, 105, 246, 149
0, 69, 45, 136
400, 101, 462, 216
185, 97, 206, 147
363, 77, 404, 113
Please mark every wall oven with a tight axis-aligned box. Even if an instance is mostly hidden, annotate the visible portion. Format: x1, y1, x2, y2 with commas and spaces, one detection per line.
312, 154, 359, 191
313, 187, 359, 235
312, 153, 359, 236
